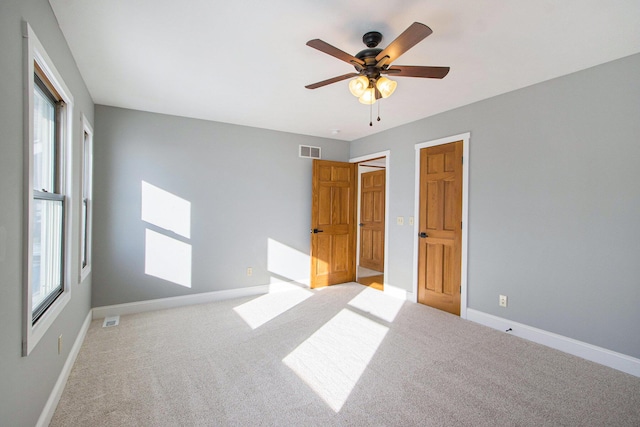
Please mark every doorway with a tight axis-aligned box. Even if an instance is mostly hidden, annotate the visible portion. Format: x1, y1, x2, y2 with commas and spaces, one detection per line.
413, 133, 470, 318
351, 152, 389, 292
308, 154, 389, 291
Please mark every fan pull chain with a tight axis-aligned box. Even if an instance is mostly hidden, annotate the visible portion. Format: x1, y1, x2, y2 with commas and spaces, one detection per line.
369, 101, 373, 126
377, 100, 381, 122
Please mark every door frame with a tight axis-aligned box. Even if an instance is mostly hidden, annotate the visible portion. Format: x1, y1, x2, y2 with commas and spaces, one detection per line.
412, 133, 470, 318
350, 150, 390, 292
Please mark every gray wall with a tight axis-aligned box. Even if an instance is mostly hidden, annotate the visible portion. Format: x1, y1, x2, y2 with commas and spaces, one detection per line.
0, 0, 94, 425
351, 53, 640, 359
92, 106, 349, 307
1, 2, 636, 422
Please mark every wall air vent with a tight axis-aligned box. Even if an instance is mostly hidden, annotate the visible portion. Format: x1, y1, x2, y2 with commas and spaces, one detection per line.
299, 145, 321, 159
102, 316, 120, 327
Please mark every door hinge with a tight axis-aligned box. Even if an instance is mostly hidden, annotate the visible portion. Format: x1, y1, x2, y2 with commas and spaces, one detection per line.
461, 156, 463, 164
461, 221, 463, 229
459, 286, 461, 293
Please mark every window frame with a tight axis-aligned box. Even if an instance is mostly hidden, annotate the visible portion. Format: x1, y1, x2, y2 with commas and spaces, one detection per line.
80, 116, 93, 282
23, 22, 74, 356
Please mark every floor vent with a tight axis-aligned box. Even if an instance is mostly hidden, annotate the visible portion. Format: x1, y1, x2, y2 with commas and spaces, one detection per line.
299, 145, 321, 159
102, 316, 120, 328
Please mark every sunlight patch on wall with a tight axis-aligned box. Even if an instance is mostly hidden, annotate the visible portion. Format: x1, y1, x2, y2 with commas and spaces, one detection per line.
348, 286, 404, 323
268, 238, 310, 285
141, 181, 192, 288
283, 309, 388, 412
141, 181, 191, 238
233, 286, 313, 329
144, 229, 192, 288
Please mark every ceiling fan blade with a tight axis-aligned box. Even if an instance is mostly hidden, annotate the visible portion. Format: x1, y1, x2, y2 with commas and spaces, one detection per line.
375, 22, 433, 63
384, 65, 450, 79
305, 73, 359, 89
306, 39, 365, 66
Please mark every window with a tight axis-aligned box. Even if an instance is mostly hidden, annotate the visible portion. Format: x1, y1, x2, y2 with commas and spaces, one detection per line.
23, 23, 74, 355
32, 70, 65, 323
80, 118, 93, 279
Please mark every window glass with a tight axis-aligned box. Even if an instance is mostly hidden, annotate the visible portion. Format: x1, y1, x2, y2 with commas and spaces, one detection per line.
32, 197, 63, 322
81, 129, 91, 270
33, 80, 56, 192
31, 71, 64, 323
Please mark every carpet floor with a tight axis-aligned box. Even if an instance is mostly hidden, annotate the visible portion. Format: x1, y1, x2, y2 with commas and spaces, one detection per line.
51, 283, 640, 426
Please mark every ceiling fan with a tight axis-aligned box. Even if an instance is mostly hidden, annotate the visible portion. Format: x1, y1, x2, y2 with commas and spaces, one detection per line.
305, 22, 450, 107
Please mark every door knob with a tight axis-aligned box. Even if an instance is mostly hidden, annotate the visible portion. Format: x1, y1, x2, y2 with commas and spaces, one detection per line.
311, 228, 324, 234
359, 223, 364, 227
419, 232, 429, 238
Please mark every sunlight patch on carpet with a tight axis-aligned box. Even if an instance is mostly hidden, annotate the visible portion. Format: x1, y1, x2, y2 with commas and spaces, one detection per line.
347, 286, 403, 323
283, 309, 388, 412
234, 287, 313, 329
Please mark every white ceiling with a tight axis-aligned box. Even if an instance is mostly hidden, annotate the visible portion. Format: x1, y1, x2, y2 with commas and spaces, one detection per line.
49, 0, 640, 142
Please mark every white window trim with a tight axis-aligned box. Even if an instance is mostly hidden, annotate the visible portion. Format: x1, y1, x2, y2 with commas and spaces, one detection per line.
80, 115, 93, 282
23, 22, 74, 356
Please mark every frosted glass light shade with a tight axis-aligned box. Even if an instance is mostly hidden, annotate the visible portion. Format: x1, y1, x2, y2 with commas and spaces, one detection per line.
358, 87, 376, 105
349, 76, 369, 97
376, 77, 397, 98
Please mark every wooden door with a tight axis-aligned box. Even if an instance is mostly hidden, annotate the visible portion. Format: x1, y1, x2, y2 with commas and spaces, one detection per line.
359, 170, 385, 272
417, 141, 463, 315
310, 160, 357, 288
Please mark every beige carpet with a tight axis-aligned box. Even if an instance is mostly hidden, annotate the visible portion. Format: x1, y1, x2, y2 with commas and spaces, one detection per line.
51, 283, 640, 426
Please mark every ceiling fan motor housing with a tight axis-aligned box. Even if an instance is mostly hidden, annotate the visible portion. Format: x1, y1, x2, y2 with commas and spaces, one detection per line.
355, 31, 386, 81
355, 47, 384, 80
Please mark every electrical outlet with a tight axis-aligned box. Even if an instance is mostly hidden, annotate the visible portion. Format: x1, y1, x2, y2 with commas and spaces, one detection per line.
397, 216, 404, 225
408, 216, 414, 226
499, 295, 508, 307
247, 267, 253, 276
58, 335, 63, 355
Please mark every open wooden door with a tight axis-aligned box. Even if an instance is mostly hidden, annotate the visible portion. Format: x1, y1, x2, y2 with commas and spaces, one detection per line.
310, 160, 357, 288
359, 170, 385, 272
417, 141, 463, 315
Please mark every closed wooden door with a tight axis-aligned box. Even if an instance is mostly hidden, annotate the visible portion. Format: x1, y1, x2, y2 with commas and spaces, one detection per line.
359, 170, 385, 272
310, 160, 356, 288
417, 141, 463, 315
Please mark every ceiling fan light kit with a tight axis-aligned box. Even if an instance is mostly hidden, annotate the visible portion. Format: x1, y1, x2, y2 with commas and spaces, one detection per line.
358, 87, 377, 105
348, 75, 369, 97
376, 76, 397, 98
305, 22, 450, 125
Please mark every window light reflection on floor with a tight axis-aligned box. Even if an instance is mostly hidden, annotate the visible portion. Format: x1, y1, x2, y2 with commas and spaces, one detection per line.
347, 286, 404, 323
234, 284, 313, 329
283, 308, 389, 412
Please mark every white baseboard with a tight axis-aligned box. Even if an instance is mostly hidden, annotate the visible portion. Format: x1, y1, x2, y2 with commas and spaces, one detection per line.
467, 308, 640, 377
92, 285, 269, 319
37, 310, 92, 427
